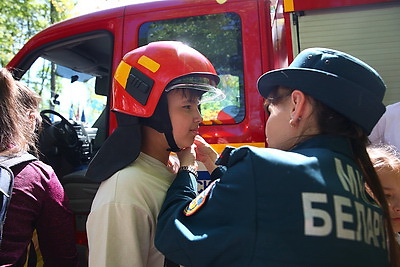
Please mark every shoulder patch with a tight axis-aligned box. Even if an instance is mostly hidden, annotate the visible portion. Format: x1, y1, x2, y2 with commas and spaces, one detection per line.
183, 179, 218, 216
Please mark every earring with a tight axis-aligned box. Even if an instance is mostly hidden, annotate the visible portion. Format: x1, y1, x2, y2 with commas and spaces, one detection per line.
289, 116, 301, 127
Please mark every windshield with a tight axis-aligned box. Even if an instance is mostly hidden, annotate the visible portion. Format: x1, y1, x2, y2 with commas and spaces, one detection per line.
21, 58, 107, 128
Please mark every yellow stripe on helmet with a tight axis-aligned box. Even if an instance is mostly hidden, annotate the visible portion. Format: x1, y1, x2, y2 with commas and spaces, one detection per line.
138, 55, 160, 73
114, 60, 131, 89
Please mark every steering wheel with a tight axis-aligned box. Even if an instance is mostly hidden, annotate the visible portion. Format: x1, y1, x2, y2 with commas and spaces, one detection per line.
40, 109, 79, 148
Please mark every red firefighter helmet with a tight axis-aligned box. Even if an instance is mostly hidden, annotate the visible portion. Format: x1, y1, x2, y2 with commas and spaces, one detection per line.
112, 41, 220, 117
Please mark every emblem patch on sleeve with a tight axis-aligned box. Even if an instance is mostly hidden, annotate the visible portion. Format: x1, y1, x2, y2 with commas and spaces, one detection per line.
183, 179, 218, 216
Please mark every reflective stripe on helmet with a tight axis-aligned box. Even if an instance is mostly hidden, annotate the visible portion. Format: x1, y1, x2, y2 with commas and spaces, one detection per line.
114, 61, 131, 89
137, 55, 160, 73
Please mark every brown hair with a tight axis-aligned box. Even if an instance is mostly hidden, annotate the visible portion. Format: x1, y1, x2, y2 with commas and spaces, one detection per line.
0, 68, 24, 154
15, 81, 42, 156
0, 68, 41, 156
368, 145, 400, 173
169, 88, 204, 104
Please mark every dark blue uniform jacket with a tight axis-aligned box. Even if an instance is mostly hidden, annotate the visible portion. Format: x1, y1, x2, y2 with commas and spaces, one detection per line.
155, 135, 389, 267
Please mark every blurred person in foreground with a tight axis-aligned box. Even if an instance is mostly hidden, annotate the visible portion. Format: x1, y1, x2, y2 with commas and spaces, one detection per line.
368, 144, 400, 244
369, 102, 400, 151
0, 68, 79, 266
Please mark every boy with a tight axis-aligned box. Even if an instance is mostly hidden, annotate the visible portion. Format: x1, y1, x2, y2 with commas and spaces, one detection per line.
85, 41, 222, 267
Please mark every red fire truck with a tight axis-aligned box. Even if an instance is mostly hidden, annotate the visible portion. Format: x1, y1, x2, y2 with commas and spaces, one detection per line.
6, 0, 400, 264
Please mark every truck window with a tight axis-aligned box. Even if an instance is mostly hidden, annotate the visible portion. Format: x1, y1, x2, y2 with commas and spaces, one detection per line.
19, 31, 112, 177
139, 12, 244, 125
22, 59, 106, 128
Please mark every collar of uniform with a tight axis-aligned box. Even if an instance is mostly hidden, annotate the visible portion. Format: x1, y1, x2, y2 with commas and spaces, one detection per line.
290, 135, 354, 159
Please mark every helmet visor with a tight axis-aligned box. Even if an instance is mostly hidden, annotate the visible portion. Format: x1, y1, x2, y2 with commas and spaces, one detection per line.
165, 75, 225, 103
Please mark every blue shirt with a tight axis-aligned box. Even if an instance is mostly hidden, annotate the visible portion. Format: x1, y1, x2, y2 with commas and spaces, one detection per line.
155, 135, 389, 267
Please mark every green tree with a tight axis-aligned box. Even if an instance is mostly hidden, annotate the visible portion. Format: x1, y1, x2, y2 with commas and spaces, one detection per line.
0, 0, 76, 67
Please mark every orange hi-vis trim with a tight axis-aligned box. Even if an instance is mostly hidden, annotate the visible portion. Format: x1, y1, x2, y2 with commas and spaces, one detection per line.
211, 142, 265, 154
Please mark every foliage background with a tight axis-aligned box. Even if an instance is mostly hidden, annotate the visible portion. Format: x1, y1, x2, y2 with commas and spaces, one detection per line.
0, 0, 76, 67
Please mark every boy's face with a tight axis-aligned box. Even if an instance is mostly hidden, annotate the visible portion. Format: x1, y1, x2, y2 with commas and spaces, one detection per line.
167, 89, 203, 149
377, 167, 400, 232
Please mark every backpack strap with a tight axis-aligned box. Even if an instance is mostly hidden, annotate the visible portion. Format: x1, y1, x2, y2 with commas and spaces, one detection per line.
0, 153, 37, 169
0, 164, 13, 244
0, 153, 38, 260
0, 152, 37, 198
0, 153, 37, 229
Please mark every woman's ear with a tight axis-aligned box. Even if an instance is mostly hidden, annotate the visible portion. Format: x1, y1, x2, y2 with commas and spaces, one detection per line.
289, 90, 308, 127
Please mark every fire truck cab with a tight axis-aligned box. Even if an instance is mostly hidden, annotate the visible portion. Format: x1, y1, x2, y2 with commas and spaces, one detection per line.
8, 0, 271, 255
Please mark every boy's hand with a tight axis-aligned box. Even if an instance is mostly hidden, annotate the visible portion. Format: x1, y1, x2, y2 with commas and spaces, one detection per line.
177, 144, 198, 170
194, 135, 218, 173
